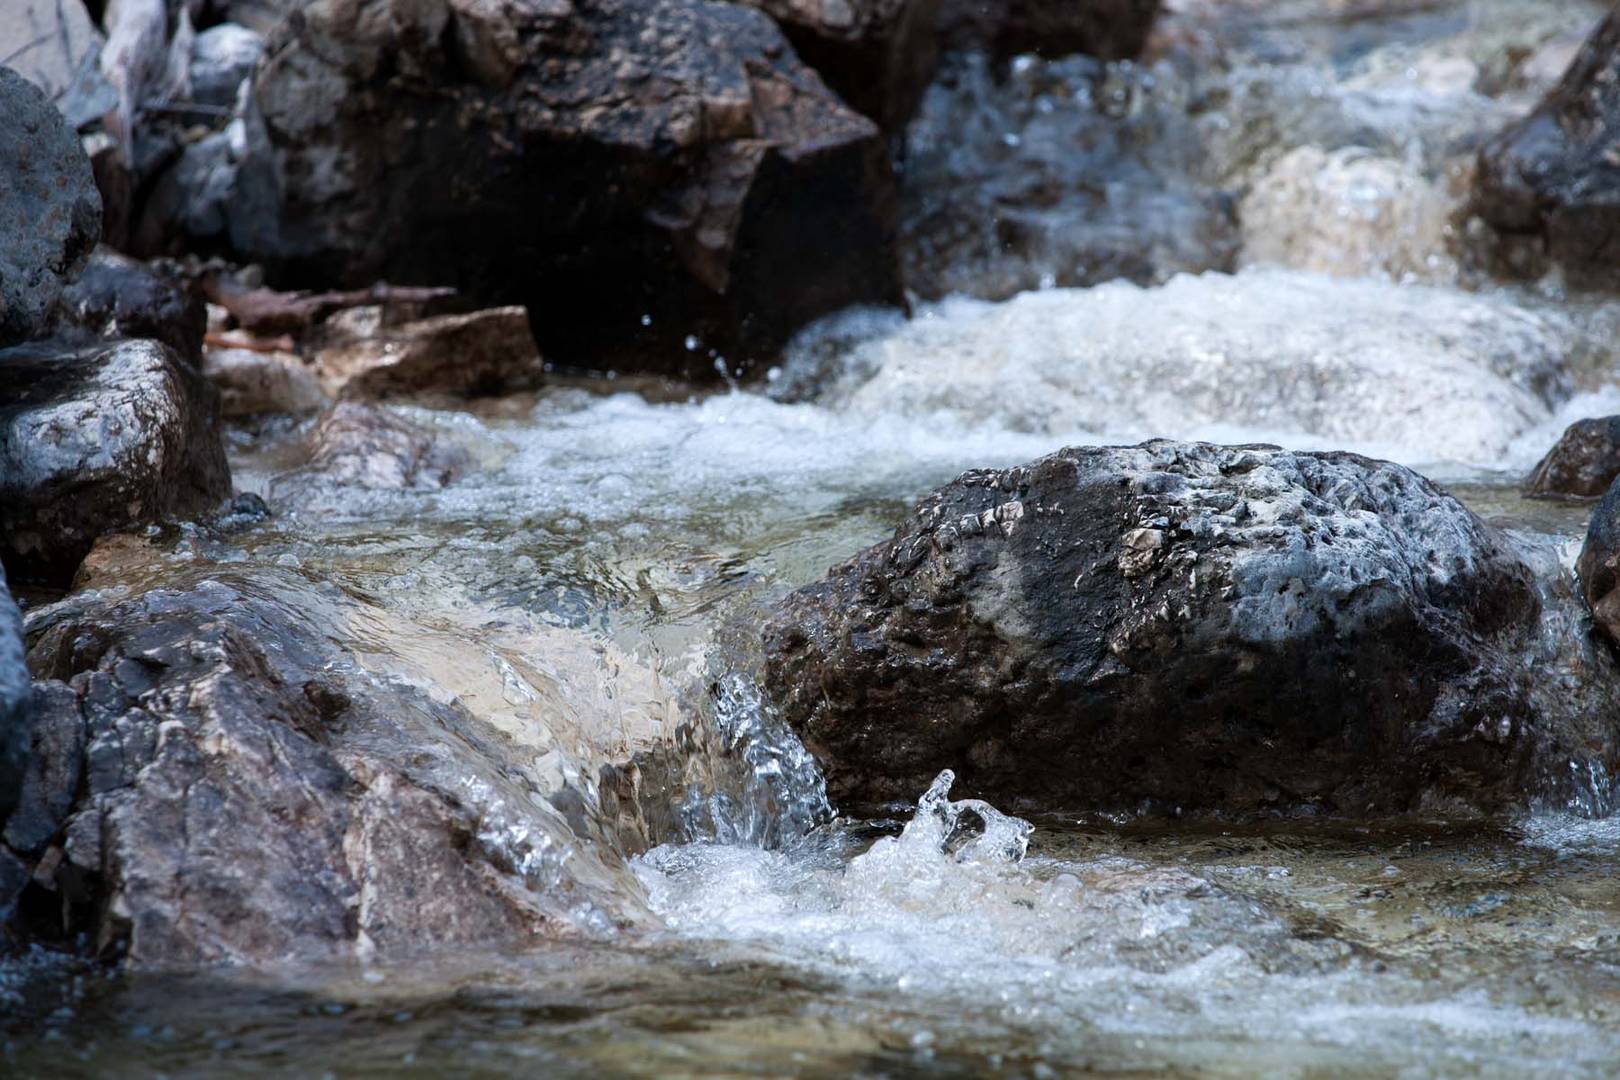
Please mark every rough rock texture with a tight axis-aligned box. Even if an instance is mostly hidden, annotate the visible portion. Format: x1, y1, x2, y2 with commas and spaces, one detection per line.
52, 249, 207, 363
0, 564, 28, 828
738, 0, 941, 130
0, 0, 117, 130
1474, 8, 1620, 290
0, 338, 231, 586
148, 0, 905, 377
937, 0, 1161, 61
4, 572, 641, 965
0, 67, 103, 348
1524, 417, 1620, 500
762, 441, 1598, 818
314, 307, 544, 400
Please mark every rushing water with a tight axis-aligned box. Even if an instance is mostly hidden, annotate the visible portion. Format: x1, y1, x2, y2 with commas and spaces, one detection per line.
9, 0, 1620, 1075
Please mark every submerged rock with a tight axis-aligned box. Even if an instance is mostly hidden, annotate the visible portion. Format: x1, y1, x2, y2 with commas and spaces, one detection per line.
147, 0, 905, 377
4, 567, 675, 964
314, 307, 544, 400
0, 66, 102, 348
1474, 8, 1620, 290
762, 440, 1613, 817
1524, 417, 1620, 500
739, 0, 941, 130
301, 402, 475, 491
0, 338, 230, 586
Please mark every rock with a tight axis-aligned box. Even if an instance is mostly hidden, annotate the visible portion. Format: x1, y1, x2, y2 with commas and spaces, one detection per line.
1474, 8, 1620, 290
205, 347, 327, 416
0, 564, 28, 826
899, 52, 1237, 300
0, 338, 231, 587
761, 440, 1607, 817
1524, 418, 1620, 500
0, 67, 102, 348
52, 248, 207, 363
1579, 479, 1620, 648
189, 23, 264, 109
0, 0, 118, 131
303, 402, 473, 490
3, 683, 86, 855
148, 0, 905, 378
738, 0, 941, 130
9, 569, 660, 965
313, 306, 544, 400
937, 0, 1161, 61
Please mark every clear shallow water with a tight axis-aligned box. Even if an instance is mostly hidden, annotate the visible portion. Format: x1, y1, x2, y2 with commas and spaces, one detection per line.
11, 0, 1620, 1074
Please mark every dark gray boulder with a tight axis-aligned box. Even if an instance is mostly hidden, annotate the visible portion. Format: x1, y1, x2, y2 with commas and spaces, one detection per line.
0, 66, 102, 347
1474, 8, 1620, 290
52, 248, 208, 364
1524, 417, 1620, 500
0, 337, 231, 587
7, 569, 647, 965
763, 441, 1611, 818
142, 0, 905, 378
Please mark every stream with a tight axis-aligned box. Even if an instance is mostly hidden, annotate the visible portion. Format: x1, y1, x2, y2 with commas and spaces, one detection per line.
7, 0, 1620, 1076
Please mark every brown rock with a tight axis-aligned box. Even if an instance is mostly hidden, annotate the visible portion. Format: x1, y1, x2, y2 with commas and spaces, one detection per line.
148, 0, 906, 378
738, 0, 942, 130
314, 307, 544, 400
304, 402, 473, 490
205, 346, 328, 416
1524, 417, 1620, 500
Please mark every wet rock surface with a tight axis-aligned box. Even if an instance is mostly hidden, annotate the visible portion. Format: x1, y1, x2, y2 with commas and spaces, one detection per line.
2, 572, 632, 966
146, 0, 905, 377
0, 338, 230, 587
297, 402, 475, 491
1524, 417, 1620, 500
0, 66, 103, 348
1474, 8, 1620, 289
762, 440, 1613, 817
51, 249, 207, 364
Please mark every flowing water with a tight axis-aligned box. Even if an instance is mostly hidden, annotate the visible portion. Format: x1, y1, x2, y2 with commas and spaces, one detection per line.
8, 0, 1620, 1075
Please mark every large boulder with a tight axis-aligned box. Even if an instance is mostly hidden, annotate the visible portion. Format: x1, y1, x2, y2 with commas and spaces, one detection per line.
937, 0, 1161, 61
738, 0, 941, 130
1474, 8, 1620, 290
762, 441, 1613, 818
5, 568, 665, 965
0, 66, 102, 347
0, 337, 231, 586
143, 0, 905, 378
1524, 417, 1620, 500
